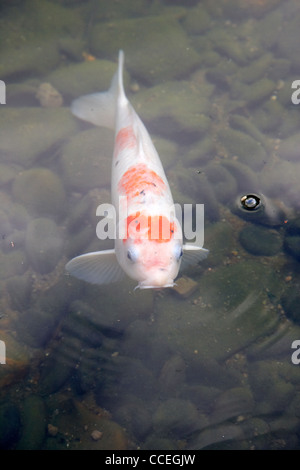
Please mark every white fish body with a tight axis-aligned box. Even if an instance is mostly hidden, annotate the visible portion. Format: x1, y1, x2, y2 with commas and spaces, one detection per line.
66, 50, 208, 289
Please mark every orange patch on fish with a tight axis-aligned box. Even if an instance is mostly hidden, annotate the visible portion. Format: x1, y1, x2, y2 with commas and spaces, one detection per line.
124, 212, 175, 243
119, 163, 165, 198
114, 126, 137, 157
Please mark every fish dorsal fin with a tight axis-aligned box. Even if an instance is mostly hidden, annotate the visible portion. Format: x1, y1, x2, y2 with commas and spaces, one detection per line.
71, 50, 126, 129
181, 245, 209, 271
65, 249, 125, 285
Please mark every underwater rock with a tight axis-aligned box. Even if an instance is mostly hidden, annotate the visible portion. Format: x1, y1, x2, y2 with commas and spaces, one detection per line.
58, 36, 86, 61
277, 9, 300, 69
282, 290, 300, 326
114, 398, 152, 441
214, 0, 281, 20
73, 347, 103, 394
0, 250, 27, 281
199, 220, 235, 268
18, 306, 58, 349
210, 387, 255, 424
231, 78, 275, 106
39, 337, 82, 396
184, 135, 215, 166
239, 225, 282, 256
158, 355, 186, 397
36, 83, 63, 108
6, 273, 32, 312
16, 396, 46, 450
16, 277, 78, 348
0, 402, 21, 450
0, 108, 78, 167
236, 53, 274, 84
218, 128, 267, 171
204, 163, 237, 203
132, 80, 212, 141
154, 261, 280, 363
188, 422, 245, 450
174, 166, 220, 222
84, 277, 154, 332
221, 160, 258, 193
122, 319, 170, 370
13, 168, 66, 219
45, 399, 128, 450
182, 4, 211, 34
62, 301, 104, 348
229, 114, 270, 152
173, 276, 198, 299
153, 398, 199, 438
278, 133, 300, 162
284, 218, 300, 261
89, 16, 201, 85
248, 360, 295, 415
60, 127, 113, 192
0, 331, 30, 388
47, 59, 124, 99
0, 40, 60, 81
284, 236, 300, 263
25, 218, 64, 274
0, 163, 20, 187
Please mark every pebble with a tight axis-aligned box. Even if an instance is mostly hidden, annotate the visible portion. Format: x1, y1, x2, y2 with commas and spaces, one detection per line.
36, 83, 63, 108
47, 424, 58, 437
173, 276, 198, 299
91, 429, 103, 441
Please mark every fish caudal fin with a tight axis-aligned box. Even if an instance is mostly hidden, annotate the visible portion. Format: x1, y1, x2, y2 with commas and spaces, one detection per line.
180, 245, 209, 271
71, 50, 125, 129
65, 249, 125, 285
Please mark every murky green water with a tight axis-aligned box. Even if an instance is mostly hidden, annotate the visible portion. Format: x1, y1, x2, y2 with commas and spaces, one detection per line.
0, 0, 300, 450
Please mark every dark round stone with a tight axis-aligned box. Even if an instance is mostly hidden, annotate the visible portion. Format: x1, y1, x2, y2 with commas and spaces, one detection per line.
239, 225, 282, 256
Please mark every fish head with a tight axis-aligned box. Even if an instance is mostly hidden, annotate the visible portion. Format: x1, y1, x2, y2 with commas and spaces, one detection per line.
126, 238, 183, 289
116, 212, 183, 289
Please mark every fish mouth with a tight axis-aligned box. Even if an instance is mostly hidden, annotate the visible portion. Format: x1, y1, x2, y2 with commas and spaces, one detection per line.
135, 281, 175, 290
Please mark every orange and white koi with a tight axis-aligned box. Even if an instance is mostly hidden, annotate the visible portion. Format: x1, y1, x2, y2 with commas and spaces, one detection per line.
66, 50, 208, 289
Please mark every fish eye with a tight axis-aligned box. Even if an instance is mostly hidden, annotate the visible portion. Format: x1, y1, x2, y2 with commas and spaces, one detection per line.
127, 247, 139, 263
173, 244, 183, 262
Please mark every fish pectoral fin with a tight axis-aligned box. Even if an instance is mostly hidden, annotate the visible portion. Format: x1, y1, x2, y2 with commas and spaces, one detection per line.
65, 249, 125, 285
181, 245, 209, 271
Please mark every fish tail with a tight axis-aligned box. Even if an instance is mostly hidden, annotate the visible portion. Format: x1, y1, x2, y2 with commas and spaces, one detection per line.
71, 50, 125, 129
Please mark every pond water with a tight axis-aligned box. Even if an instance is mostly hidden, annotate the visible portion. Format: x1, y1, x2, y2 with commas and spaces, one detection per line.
0, 0, 300, 450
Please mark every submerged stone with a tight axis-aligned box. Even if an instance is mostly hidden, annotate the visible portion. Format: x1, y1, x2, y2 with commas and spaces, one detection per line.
0, 108, 78, 167
278, 133, 300, 162
132, 80, 212, 140
218, 128, 267, 170
25, 218, 64, 274
16, 396, 46, 450
153, 398, 199, 438
239, 225, 282, 256
154, 261, 280, 363
13, 168, 66, 219
89, 16, 201, 85
60, 127, 113, 192
0, 331, 30, 388
0, 402, 21, 450
47, 59, 124, 99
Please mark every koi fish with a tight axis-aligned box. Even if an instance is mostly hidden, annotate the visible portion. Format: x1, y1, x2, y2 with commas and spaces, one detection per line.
66, 50, 208, 289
